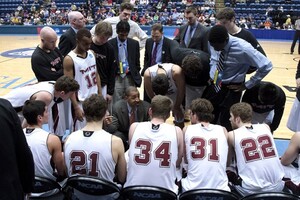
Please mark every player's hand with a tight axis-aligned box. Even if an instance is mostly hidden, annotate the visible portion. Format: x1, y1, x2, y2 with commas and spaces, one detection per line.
74, 106, 84, 122
296, 78, 300, 88
173, 107, 184, 122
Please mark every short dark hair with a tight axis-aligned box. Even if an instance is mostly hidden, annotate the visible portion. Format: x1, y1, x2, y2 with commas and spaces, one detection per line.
230, 102, 252, 123
182, 54, 203, 78
208, 25, 229, 44
190, 98, 214, 122
76, 28, 91, 41
54, 76, 79, 93
151, 23, 163, 33
23, 100, 46, 125
152, 73, 169, 95
83, 94, 107, 122
185, 6, 197, 16
116, 20, 130, 34
258, 82, 279, 104
120, 2, 134, 12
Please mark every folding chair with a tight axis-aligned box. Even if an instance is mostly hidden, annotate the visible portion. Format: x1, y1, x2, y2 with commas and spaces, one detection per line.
241, 192, 300, 200
179, 189, 239, 200
122, 185, 177, 200
64, 175, 120, 199
29, 176, 63, 199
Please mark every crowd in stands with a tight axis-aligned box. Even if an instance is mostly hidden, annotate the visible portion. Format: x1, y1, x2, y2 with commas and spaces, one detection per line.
1, 0, 299, 29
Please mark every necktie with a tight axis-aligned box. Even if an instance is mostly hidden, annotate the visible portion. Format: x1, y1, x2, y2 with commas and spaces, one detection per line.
151, 42, 158, 66
129, 107, 136, 126
185, 26, 193, 47
119, 43, 128, 78
214, 50, 225, 92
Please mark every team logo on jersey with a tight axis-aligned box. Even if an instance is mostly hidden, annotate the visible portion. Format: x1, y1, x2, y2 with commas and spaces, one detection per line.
1, 47, 35, 58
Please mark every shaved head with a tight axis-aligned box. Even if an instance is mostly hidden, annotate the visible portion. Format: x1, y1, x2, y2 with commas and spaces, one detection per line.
68, 11, 85, 29
40, 26, 57, 51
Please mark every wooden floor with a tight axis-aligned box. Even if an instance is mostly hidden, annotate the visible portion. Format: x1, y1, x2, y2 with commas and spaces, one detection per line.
0, 35, 299, 139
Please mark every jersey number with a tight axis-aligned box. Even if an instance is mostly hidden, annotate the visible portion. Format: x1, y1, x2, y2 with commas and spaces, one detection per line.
190, 137, 219, 161
134, 139, 171, 167
85, 72, 97, 89
70, 151, 99, 176
241, 135, 276, 162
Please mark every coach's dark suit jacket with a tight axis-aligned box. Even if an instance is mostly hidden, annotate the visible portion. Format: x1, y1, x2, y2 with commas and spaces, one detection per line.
173, 23, 209, 53
141, 37, 178, 76
109, 37, 142, 87
58, 28, 76, 57
105, 99, 150, 137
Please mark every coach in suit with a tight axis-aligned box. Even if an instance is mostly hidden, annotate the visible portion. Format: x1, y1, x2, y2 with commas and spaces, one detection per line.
142, 23, 178, 75
105, 86, 150, 150
109, 20, 142, 104
142, 23, 178, 102
174, 6, 209, 53
58, 11, 86, 56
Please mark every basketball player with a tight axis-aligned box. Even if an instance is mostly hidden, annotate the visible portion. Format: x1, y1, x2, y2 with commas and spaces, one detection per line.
64, 94, 126, 199
63, 28, 101, 131
227, 102, 285, 196
124, 95, 183, 193
22, 100, 65, 184
2, 76, 79, 137
181, 98, 230, 192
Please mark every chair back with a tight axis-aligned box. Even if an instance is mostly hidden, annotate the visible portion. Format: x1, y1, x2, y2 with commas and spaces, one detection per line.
122, 185, 177, 200
29, 176, 62, 199
241, 192, 300, 200
179, 189, 239, 200
65, 175, 120, 196
32, 176, 61, 193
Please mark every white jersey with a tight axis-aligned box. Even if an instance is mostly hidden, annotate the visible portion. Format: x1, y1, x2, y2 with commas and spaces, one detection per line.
182, 124, 230, 192
234, 124, 284, 194
68, 50, 98, 101
148, 64, 177, 102
125, 122, 179, 193
64, 129, 116, 181
2, 81, 54, 108
23, 128, 56, 180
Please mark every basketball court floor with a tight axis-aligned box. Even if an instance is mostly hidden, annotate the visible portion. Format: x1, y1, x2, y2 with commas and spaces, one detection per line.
0, 35, 299, 154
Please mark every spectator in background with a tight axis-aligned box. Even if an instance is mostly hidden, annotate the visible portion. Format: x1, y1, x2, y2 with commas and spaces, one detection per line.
0, 98, 34, 200
58, 11, 86, 56
290, 16, 300, 54
90, 2, 148, 49
31, 26, 63, 82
